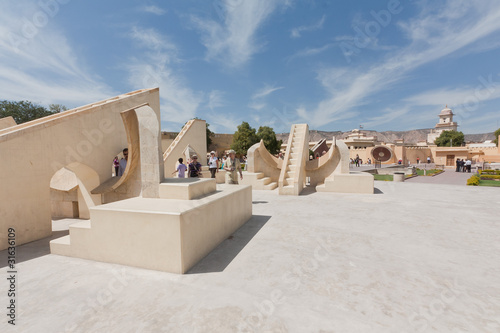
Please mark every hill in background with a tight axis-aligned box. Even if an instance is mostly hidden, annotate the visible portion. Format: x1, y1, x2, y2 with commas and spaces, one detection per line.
276, 129, 495, 144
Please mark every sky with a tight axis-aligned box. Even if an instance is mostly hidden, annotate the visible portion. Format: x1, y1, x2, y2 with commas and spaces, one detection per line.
1, 0, 500, 134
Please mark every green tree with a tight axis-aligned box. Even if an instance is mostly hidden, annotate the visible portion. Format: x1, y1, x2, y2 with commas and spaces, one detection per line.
231, 121, 258, 155
0, 100, 57, 124
49, 104, 68, 113
494, 128, 500, 146
206, 122, 214, 150
434, 130, 465, 147
256, 126, 282, 155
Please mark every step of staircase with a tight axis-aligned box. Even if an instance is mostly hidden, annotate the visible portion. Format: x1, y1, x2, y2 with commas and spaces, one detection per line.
259, 177, 272, 185
264, 182, 278, 190
68, 220, 92, 249
50, 235, 72, 256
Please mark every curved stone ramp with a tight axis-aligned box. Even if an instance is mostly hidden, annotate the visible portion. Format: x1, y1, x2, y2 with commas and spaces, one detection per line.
315, 140, 374, 194
240, 139, 282, 190
91, 103, 163, 200
0, 88, 161, 250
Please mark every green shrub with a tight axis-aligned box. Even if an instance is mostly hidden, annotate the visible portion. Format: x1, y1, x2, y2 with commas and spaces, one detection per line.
467, 175, 480, 186
480, 175, 500, 180
480, 170, 500, 175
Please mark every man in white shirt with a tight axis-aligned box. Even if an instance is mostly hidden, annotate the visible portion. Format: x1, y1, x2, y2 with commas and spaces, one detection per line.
208, 151, 219, 178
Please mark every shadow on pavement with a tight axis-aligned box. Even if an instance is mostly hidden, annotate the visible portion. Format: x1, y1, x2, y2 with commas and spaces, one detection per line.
187, 215, 271, 274
0, 230, 69, 269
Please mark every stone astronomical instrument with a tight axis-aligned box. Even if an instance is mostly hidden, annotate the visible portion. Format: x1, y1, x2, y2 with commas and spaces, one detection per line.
371, 146, 392, 163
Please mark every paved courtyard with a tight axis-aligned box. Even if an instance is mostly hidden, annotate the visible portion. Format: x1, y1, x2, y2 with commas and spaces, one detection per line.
406, 169, 473, 186
1, 182, 499, 332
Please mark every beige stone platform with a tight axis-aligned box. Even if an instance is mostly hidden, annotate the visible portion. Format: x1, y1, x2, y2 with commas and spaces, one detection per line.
50, 184, 252, 274
159, 178, 216, 200
316, 172, 374, 194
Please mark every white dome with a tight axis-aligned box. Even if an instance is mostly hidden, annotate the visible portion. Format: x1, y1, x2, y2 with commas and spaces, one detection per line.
439, 105, 453, 116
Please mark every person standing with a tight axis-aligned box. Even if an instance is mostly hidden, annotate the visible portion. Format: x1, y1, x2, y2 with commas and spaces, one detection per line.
456, 158, 460, 172
355, 154, 360, 167
427, 156, 431, 164
466, 159, 472, 173
118, 148, 128, 176
417, 157, 420, 164
172, 158, 187, 178
188, 155, 202, 178
224, 150, 243, 184
208, 151, 219, 178
113, 156, 119, 176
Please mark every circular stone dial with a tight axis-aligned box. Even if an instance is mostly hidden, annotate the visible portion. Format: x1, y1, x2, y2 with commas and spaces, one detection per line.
372, 146, 392, 162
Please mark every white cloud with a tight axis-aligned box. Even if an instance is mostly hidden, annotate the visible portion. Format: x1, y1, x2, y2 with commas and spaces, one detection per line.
129, 26, 177, 55
290, 15, 325, 38
205, 111, 240, 133
299, 1, 500, 128
208, 90, 225, 110
0, 1, 115, 107
247, 83, 284, 111
363, 107, 411, 128
404, 80, 500, 108
252, 84, 284, 100
142, 5, 166, 16
248, 102, 266, 111
191, 0, 288, 67
287, 43, 333, 63
127, 26, 202, 126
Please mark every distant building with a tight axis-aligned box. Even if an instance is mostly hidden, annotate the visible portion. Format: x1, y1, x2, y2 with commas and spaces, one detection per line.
427, 105, 458, 144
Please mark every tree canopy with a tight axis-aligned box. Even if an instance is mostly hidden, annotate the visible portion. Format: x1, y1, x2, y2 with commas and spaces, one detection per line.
0, 100, 60, 124
434, 130, 464, 147
256, 126, 282, 154
231, 121, 259, 155
494, 128, 500, 146
231, 122, 282, 155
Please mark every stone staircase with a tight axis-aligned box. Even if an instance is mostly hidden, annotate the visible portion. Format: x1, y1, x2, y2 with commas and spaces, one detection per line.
51, 178, 252, 273
241, 172, 278, 190
163, 119, 195, 161
279, 124, 309, 195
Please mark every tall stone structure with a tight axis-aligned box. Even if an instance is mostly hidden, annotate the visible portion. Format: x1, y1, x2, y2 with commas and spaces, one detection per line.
427, 105, 458, 144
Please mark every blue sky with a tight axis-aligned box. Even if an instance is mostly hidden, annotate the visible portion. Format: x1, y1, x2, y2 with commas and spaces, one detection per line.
1, 0, 500, 134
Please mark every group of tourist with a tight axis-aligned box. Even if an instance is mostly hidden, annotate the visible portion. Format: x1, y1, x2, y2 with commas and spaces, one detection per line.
113, 148, 128, 177
172, 150, 244, 184
350, 154, 365, 167
113, 148, 244, 184
456, 158, 472, 173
